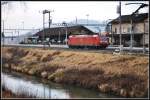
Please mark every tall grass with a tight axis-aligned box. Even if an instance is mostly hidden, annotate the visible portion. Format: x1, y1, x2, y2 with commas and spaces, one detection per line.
2, 47, 149, 98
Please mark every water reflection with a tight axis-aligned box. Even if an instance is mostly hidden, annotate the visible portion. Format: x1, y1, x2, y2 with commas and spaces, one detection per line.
2, 71, 117, 99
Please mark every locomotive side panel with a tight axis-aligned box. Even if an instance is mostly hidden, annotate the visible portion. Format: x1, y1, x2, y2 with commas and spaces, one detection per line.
68, 35, 100, 47
68, 35, 109, 48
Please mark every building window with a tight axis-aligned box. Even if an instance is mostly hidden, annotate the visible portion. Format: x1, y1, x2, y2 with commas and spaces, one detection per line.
122, 27, 125, 33
115, 28, 117, 33
127, 27, 130, 33
133, 25, 138, 33
145, 21, 148, 33
132, 26, 134, 32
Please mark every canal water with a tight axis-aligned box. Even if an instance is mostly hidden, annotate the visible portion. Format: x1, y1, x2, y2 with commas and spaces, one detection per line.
2, 70, 118, 99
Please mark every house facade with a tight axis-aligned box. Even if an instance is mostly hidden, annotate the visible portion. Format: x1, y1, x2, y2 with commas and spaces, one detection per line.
108, 13, 148, 47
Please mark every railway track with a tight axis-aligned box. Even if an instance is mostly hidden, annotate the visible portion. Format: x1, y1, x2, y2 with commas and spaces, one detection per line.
2, 44, 114, 54
2, 44, 149, 56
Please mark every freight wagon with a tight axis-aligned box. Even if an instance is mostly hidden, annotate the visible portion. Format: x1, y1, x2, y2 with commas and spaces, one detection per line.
68, 34, 109, 49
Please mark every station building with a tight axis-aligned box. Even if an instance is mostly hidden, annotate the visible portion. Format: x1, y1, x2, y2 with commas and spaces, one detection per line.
32, 24, 107, 44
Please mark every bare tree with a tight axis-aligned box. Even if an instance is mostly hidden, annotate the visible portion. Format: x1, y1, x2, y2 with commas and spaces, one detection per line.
1, 1, 27, 12
1, 1, 9, 5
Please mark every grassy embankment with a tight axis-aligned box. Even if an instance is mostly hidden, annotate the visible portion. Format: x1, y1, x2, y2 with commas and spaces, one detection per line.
2, 47, 149, 98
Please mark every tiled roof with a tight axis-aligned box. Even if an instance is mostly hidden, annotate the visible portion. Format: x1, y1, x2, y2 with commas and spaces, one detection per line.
110, 13, 148, 24
34, 25, 97, 37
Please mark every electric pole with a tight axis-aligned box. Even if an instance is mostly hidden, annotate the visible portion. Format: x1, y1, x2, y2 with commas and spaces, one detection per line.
130, 17, 133, 53
22, 21, 24, 29
49, 12, 51, 29
86, 14, 89, 25
62, 22, 68, 45
119, 1, 122, 53
3, 20, 5, 46
18, 31, 19, 44
41, 9, 54, 49
75, 16, 77, 24
43, 10, 45, 49
117, 1, 122, 53
48, 10, 54, 43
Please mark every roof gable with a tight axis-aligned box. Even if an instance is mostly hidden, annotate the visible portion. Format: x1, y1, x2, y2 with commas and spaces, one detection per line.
34, 25, 97, 37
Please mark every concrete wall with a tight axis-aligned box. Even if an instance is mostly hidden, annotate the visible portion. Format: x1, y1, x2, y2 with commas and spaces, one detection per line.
140, 33, 149, 46
111, 22, 146, 34
145, 34, 149, 45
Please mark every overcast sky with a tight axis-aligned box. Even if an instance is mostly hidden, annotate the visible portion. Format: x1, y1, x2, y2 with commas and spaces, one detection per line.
2, 1, 149, 32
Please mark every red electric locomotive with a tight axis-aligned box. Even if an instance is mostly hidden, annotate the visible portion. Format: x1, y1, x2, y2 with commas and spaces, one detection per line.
67, 34, 109, 49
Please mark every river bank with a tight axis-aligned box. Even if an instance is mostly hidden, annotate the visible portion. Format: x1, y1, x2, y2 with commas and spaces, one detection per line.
2, 86, 36, 98
2, 47, 149, 98
2, 88, 18, 98
2, 70, 117, 98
